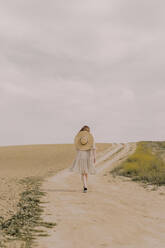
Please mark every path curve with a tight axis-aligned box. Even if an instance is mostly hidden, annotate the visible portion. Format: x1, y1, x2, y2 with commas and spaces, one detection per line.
35, 143, 165, 248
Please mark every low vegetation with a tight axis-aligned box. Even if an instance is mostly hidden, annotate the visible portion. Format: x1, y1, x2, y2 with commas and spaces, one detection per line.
0, 143, 111, 247
0, 176, 56, 248
111, 141, 165, 186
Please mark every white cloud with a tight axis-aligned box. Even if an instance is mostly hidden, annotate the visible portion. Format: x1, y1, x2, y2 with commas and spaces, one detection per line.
0, 0, 165, 145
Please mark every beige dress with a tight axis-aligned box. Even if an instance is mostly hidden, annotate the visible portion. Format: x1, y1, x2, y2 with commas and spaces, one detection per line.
69, 142, 97, 175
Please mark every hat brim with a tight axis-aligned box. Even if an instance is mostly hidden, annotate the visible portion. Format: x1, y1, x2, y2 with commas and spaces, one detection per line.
74, 131, 94, 150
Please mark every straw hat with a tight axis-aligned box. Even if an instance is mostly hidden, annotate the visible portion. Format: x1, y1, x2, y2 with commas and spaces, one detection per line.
74, 131, 94, 151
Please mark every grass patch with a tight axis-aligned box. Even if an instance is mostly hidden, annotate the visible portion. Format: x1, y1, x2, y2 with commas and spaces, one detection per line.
0, 176, 56, 248
111, 141, 165, 186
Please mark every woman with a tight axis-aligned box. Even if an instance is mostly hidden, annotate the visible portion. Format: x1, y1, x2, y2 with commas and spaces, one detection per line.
69, 125, 97, 193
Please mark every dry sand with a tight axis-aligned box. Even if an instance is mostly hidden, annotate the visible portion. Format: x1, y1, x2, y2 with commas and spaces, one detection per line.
34, 142, 165, 248
1, 143, 165, 248
0, 143, 111, 221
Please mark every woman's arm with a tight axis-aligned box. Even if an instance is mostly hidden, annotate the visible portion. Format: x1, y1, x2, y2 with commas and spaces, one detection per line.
93, 149, 96, 163
92, 142, 96, 163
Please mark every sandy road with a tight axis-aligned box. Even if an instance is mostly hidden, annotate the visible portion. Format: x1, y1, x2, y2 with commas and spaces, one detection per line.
35, 143, 165, 248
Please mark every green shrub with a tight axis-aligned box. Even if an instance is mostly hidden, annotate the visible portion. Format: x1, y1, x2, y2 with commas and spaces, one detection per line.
111, 141, 165, 185
0, 176, 56, 248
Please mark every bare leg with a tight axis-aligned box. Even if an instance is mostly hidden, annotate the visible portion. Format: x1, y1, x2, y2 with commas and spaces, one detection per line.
81, 173, 87, 188
84, 173, 88, 187
81, 173, 84, 186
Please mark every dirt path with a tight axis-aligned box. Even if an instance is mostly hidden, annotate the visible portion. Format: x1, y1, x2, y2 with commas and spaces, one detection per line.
36, 143, 165, 248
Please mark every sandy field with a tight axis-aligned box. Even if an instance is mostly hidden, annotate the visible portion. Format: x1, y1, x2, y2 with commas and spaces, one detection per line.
1, 142, 165, 248
0, 143, 111, 221
34, 143, 165, 248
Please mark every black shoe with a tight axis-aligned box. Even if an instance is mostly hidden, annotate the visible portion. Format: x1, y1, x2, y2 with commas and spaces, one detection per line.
83, 187, 87, 193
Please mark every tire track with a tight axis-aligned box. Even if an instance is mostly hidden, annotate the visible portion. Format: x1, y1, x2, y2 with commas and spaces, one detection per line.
35, 143, 135, 248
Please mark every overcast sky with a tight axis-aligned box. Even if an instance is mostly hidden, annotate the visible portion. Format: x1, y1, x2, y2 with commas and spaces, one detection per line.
0, 0, 165, 146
